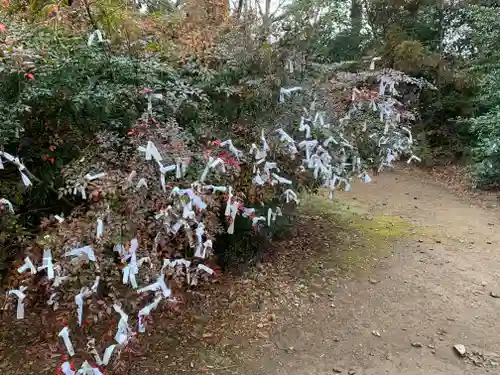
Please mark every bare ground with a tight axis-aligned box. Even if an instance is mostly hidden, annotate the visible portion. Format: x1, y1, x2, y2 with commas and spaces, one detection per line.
2, 167, 500, 375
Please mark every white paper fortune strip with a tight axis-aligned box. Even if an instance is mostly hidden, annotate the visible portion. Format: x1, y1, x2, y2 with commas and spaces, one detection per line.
267, 207, 283, 226
219, 139, 243, 159
370, 56, 381, 70
77, 360, 105, 375
407, 155, 421, 164
87, 29, 107, 47
122, 238, 139, 289
283, 189, 299, 204
0, 198, 14, 213
193, 223, 205, 258
17, 165, 32, 187
8, 286, 27, 319
84, 172, 106, 181
138, 296, 162, 333
37, 249, 54, 279
102, 344, 117, 366
60, 361, 75, 375
64, 245, 97, 262
138, 141, 163, 163
279, 86, 302, 103
59, 326, 75, 356
299, 117, 311, 139
227, 201, 239, 234
136, 178, 148, 189
96, 219, 103, 239
197, 264, 214, 275
17, 256, 37, 274
252, 216, 266, 227
137, 273, 171, 298
272, 173, 292, 185
75, 287, 93, 326
113, 304, 131, 345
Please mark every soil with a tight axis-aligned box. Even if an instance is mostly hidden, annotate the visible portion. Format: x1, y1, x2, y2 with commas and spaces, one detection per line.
2, 167, 500, 375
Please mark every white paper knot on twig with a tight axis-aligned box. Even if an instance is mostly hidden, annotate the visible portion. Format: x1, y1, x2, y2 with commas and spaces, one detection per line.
87, 337, 117, 367
75, 277, 99, 327
8, 286, 28, 319
16, 157, 33, 186
141, 92, 163, 115
64, 245, 97, 263
138, 141, 163, 164
59, 326, 75, 356
113, 304, 132, 345
37, 249, 54, 280
219, 139, 243, 159
0, 151, 33, 187
87, 29, 110, 47
267, 207, 283, 226
283, 189, 299, 204
369, 56, 381, 70
279, 86, 302, 103
60, 360, 105, 375
299, 117, 311, 139
17, 256, 37, 275
137, 272, 172, 298
0, 198, 14, 213
138, 296, 162, 333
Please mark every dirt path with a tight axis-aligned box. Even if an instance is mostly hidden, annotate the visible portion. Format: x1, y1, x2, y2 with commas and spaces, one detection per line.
188, 169, 500, 375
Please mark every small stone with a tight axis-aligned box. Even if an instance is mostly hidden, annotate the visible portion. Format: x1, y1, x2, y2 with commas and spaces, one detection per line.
453, 344, 466, 357
332, 367, 343, 373
369, 278, 379, 284
418, 239, 424, 243
490, 291, 500, 298
481, 281, 488, 287
372, 330, 381, 337
412, 342, 423, 348
257, 323, 264, 328
428, 344, 435, 349
348, 370, 356, 375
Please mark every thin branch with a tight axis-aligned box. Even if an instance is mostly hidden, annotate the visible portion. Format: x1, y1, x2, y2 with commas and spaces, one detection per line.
0, 152, 75, 208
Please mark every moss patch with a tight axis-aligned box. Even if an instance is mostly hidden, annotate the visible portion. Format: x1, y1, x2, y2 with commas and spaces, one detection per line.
298, 190, 420, 276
